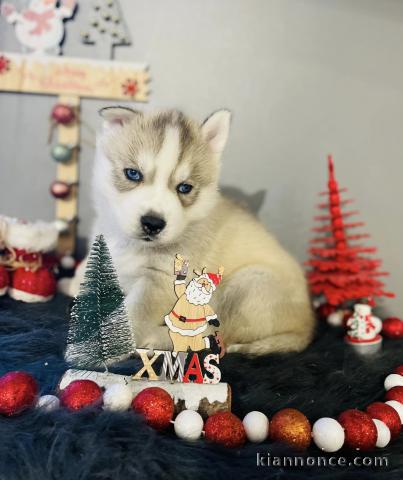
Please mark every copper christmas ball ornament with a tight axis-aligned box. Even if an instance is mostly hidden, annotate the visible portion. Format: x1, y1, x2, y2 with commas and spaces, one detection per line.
50, 181, 72, 199
385, 386, 403, 405
51, 144, 73, 163
60, 380, 103, 411
366, 402, 401, 441
132, 387, 174, 430
0, 371, 38, 416
270, 408, 311, 450
338, 409, 377, 451
51, 104, 75, 125
204, 411, 246, 448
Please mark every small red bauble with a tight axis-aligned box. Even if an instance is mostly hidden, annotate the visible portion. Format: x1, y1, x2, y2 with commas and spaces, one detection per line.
132, 387, 174, 430
50, 181, 72, 199
270, 408, 311, 450
60, 380, 103, 411
382, 317, 403, 339
11, 267, 56, 298
51, 104, 75, 125
385, 386, 403, 405
394, 366, 403, 376
366, 402, 401, 440
338, 409, 377, 451
204, 411, 246, 448
0, 371, 38, 416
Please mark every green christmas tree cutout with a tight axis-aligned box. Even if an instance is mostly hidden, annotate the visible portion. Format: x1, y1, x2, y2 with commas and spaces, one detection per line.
65, 234, 134, 369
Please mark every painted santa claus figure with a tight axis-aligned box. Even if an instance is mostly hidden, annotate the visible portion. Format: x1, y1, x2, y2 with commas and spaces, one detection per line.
164, 254, 224, 355
1, 0, 77, 55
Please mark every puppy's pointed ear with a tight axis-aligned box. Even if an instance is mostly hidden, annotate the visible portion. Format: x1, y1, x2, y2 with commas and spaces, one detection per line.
99, 106, 141, 129
201, 110, 232, 154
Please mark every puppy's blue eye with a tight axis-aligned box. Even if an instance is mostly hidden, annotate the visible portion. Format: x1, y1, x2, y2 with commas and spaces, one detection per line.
177, 183, 193, 194
124, 168, 143, 182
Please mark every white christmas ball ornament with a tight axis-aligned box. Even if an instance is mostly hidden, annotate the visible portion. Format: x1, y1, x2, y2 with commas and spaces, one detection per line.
327, 310, 344, 327
385, 400, 403, 424
242, 411, 269, 443
60, 255, 76, 270
312, 417, 345, 452
36, 394, 60, 412
384, 374, 403, 391
103, 383, 133, 411
372, 419, 391, 448
174, 410, 204, 441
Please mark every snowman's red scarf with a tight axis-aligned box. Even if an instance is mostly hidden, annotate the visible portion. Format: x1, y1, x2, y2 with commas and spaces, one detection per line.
22, 9, 55, 36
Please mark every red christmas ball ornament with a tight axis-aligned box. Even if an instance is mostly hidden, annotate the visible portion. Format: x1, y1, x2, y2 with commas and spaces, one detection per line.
332, 218, 343, 229
204, 411, 246, 448
132, 387, 174, 430
385, 386, 403, 405
60, 380, 103, 411
338, 409, 377, 451
382, 317, 403, 339
51, 104, 75, 125
270, 408, 311, 450
366, 402, 401, 441
50, 181, 72, 199
0, 371, 38, 416
394, 366, 403, 376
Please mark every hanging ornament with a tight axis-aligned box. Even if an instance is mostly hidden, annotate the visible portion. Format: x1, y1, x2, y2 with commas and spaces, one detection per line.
51, 144, 75, 163
51, 104, 76, 125
382, 317, 403, 339
366, 402, 401, 441
132, 387, 174, 430
0, 371, 38, 416
50, 181, 74, 199
174, 410, 204, 441
312, 417, 345, 452
269, 408, 311, 450
60, 380, 103, 411
204, 412, 246, 448
242, 411, 269, 443
103, 383, 133, 412
337, 409, 377, 451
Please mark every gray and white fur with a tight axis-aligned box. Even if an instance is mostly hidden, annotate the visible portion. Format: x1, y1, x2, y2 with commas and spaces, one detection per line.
60, 107, 315, 355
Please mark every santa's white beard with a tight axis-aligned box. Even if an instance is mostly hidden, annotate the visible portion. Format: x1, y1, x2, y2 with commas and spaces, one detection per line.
185, 279, 213, 306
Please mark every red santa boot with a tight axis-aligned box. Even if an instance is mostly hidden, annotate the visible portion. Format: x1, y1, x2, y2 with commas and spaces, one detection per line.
4, 217, 58, 303
0, 265, 9, 296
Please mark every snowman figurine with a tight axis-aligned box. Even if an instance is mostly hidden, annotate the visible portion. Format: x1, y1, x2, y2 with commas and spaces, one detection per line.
345, 303, 383, 354
1, 0, 77, 55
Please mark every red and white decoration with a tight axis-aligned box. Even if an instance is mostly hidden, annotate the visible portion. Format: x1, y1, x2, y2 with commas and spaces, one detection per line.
0, 366, 402, 452
345, 303, 383, 354
0, 215, 58, 302
1, 0, 77, 55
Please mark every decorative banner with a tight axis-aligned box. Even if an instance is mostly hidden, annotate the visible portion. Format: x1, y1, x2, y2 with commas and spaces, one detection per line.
0, 52, 149, 101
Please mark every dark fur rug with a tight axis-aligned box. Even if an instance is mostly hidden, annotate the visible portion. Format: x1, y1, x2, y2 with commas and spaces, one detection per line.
0, 295, 402, 480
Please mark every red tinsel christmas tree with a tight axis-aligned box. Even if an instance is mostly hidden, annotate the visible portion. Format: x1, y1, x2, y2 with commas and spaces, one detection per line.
306, 155, 394, 307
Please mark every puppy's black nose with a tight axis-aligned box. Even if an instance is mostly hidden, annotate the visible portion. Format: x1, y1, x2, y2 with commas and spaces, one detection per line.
141, 215, 166, 236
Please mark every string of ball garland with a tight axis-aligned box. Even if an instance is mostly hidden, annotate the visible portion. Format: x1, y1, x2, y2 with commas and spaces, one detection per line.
0, 367, 402, 452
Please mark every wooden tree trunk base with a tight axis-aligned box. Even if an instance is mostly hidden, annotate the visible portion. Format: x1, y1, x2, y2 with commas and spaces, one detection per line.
59, 369, 231, 418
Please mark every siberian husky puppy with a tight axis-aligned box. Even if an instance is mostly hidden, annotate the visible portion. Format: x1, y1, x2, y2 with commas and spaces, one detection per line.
61, 107, 314, 355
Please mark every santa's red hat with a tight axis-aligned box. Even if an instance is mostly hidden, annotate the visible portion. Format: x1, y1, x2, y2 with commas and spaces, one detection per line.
206, 272, 222, 290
